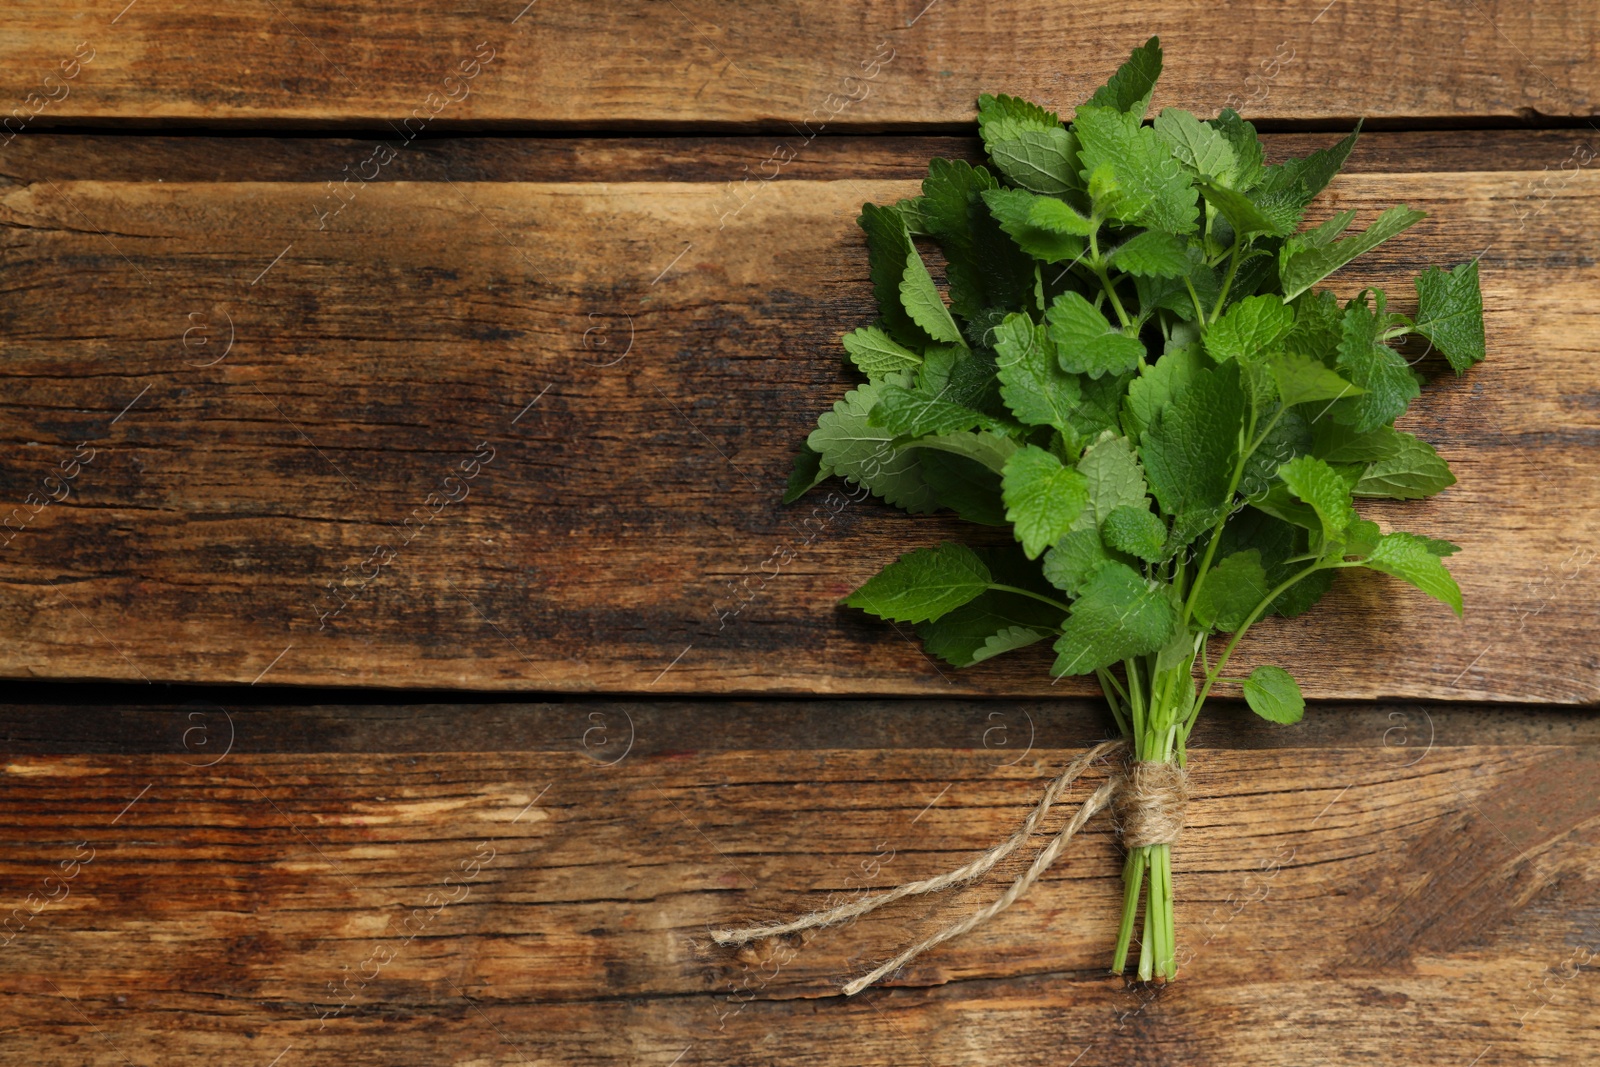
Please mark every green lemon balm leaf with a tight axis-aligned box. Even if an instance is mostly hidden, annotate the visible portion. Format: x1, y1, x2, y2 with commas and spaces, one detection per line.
982, 188, 1087, 262
857, 202, 923, 347
1243, 665, 1305, 724
808, 377, 937, 514
988, 128, 1084, 196
1272, 351, 1364, 407
1413, 260, 1486, 373
900, 242, 964, 343
1101, 504, 1168, 562
843, 542, 993, 623
1204, 294, 1295, 364
843, 326, 922, 380
1334, 292, 1423, 432
1107, 230, 1194, 279
1280, 206, 1427, 301
978, 92, 1063, 145
1154, 107, 1237, 183
1192, 550, 1270, 632
1041, 527, 1112, 597
1074, 105, 1199, 235
1002, 444, 1090, 559
1051, 562, 1178, 676
1277, 454, 1358, 546
1352, 432, 1456, 499
1356, 531, 1464, 615
782, 441, 830, 504
1141, 361, 1246, 546
1082, 35, 1163, 116
1046, 290, 1146, 378
993, 312, 1084, 432
1075, 433, 1150, 529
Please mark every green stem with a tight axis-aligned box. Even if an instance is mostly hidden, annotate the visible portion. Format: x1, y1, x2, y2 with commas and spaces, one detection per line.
1182, 560, 1328, 741
1112, 847, 1147, 973
1088, 223, 1133, 329
1211, 239, 1245, 320
1094, 264, 1132, 328
1183, 276, 1207, 327
986, 583, 1072, 614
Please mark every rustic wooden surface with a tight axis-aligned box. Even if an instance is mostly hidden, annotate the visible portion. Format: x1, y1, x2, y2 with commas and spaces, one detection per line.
1, 133, 1597, 700
3, 7, 1599, 1065
1, 1, 1595, 128
1, 697, 1598, 1066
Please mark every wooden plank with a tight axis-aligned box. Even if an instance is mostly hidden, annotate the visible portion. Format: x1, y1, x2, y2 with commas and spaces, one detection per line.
1, 704, 1596, 1065
2, 130, 1594, 185
1, 142, 1597, 700
0, 1, 1595, 130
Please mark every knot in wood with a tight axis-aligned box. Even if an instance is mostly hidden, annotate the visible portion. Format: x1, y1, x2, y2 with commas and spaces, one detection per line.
1114, 760, 1190, 848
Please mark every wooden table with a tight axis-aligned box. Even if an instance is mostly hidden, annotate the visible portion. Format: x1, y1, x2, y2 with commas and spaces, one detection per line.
2, 4, 1597, 1064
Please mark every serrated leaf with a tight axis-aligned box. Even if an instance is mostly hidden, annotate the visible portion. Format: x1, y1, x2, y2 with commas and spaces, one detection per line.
1107, 230, 1194, 278
904, 428, 1021, 475
1353, 432, 1456, 499
1413, 260, 1486, 373
844, 542, 992, 623
1075, 433, 1150, 530
781, 441, 829, 504
1101, 504, 1167, 562
982, 187, 1087, 263
1041, 527, 1112, 597
1272, 351, 1364, 407
1074, 104, 1199, 235
916, 448, 1007, 525
1051, 561, 1178, 676
1285, 289, 1345, 367
1002, 444, 1090, 559
917, 158, 1007, 319
858, 202, 924, 347
1124, 343, 1205, 442
1192, 549, 1270, 632
1209, 108, 1265, 191
1205, 294, 1295, 364
978, 93, 1063, 145
1357, 531, 1464, 616
1242, 665, 1305, 724
1155, 107, 1237, 182
1028, 195, 1096, 235
1280, 206, 1427, 301
1310, 419, 1401, 463
1141, 360, 1246, 546
989, 128, 1083, 196
843, 326, 922, 380
1277, 454, 1357, 546
918, 610, 1048, 667
807, 376, 938, 513
1046, 290, 1146, 378
900, 242, 963, 343
868, 385, 1002, 437
916, 543, 1068, 665
1333, 292, 1423, 433
1082, 35, 1163, 116
1199, 181, 1302, 238
993, 312, 1084, 433
1257, 123, 1361, 209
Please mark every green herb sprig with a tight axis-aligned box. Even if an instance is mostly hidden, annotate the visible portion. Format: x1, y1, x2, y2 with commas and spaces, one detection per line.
785, 36, 1486, 981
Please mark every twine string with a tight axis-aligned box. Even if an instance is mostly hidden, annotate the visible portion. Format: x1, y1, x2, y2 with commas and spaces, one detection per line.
710, 739, 1192, 997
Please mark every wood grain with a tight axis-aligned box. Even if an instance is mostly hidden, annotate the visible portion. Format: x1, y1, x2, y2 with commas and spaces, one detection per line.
1, 700, 1596, 1066
0, 1, 1595, 130
0, 136, 1597, 700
